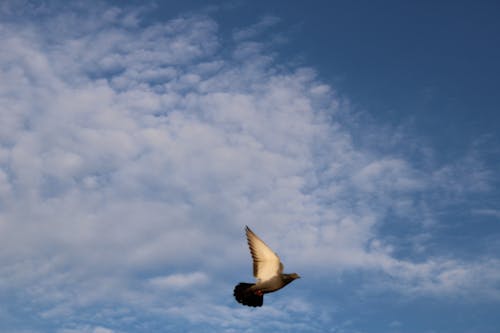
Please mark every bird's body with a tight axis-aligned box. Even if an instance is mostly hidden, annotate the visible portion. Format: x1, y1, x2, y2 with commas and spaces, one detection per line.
233, 226, 300, 307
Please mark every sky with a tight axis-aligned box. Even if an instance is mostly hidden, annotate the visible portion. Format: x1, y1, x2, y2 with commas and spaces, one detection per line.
0, 0, 499, 332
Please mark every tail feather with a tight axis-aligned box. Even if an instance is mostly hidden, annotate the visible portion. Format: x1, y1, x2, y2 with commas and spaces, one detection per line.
233, 282, 263, 307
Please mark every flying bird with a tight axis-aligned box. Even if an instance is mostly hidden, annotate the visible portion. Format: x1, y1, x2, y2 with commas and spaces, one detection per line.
233, 226, 300, 307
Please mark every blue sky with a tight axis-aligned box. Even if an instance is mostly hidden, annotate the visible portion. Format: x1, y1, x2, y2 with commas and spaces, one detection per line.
0, 1, 499, 332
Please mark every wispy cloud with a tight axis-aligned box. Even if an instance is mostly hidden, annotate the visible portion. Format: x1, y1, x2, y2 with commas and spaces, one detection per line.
473, 209, 500, 219
233, 15, 281, 41
58, 326, 117, 333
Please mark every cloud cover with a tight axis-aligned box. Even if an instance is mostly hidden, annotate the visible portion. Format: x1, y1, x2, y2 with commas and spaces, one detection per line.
0, 2, 498, 332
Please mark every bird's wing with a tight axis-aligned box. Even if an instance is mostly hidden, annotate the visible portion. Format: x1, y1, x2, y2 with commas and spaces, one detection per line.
245, 226, 283, 282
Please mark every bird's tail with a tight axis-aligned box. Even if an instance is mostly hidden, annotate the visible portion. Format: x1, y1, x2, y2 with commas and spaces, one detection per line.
233, 282, 263, 307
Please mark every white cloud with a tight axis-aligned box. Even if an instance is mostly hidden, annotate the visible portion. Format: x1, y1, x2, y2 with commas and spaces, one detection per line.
352, 158, 425, 193
377, 258, 500, 300
149, 272, 208, 289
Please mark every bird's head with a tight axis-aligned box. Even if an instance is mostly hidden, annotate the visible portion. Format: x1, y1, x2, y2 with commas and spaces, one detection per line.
284, 272, 301, 281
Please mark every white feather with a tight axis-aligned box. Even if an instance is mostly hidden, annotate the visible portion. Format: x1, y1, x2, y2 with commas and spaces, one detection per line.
245, 226, 283, 282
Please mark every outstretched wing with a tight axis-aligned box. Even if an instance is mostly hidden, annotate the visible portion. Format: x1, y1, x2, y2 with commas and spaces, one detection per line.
245, 226, 283, 282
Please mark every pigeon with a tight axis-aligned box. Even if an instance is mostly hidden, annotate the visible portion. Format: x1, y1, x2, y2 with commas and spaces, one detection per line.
233, 226, 300, 307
